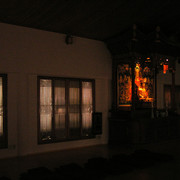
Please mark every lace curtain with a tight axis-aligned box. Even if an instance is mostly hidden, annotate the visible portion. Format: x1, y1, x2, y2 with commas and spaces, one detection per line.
39, 79, 93, 140
40, 79, 52, 136
69, 81, 80, 137
82, 82, 93, 136
0, 78, 3, 136
54, 80, 66, 139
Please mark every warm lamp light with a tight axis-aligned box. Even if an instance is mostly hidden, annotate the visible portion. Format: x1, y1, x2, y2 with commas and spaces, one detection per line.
135, 62, 153, 102
163, 64, 168, 74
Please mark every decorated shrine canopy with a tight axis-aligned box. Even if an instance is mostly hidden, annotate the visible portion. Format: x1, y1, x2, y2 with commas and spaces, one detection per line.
106, 25, 180, 57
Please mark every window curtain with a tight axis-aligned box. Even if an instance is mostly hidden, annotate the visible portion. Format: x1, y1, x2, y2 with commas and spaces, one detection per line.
54, 80, 66, 139
69, 81, 80, 137
0, 78, 3, 136
82, 82, 93, 136
39, 78, 94, 141
40, 79, 52, 139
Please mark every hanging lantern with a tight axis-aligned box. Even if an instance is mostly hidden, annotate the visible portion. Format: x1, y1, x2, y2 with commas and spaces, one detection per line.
163, 58, 169, 74
163, 64, 168, 74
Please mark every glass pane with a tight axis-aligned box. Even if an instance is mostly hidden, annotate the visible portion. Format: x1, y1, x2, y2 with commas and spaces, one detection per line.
54, 80, 66, 139
82, 82, 93, 137
0, 78, 3, 136
68, 81, 80, 138
40, 79, 52, 141
134, 61, 153, 107
117, 64, 132, 107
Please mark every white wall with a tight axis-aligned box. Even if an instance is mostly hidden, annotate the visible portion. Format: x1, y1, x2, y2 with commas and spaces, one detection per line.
175, 60, 180, 85
0, 23, 112, 158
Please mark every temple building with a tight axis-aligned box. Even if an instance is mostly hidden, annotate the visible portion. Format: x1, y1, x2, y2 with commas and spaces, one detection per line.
0, 1, 180, 165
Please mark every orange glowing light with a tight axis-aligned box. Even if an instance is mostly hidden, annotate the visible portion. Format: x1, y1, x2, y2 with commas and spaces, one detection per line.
135, 62, 153, 102
119, 104, 132, 107
163, 64, 168, 74
118, 64, 132, 106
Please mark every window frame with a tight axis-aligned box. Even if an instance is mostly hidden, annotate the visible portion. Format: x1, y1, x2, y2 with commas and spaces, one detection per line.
37, 76, 95, 144
0, 74, 8, 149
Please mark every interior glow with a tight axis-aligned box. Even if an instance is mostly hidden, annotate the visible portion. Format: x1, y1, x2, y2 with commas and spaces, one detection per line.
163, 64, 168, 74
117, 64, 132, 106
40, 79, 52, 140
135, 62, 153, 102
119, 104, 132, 107
0, 78, 3, 136
82, 82, 93, 136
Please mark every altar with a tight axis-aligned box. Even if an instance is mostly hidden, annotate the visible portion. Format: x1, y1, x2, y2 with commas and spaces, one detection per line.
106, 25, 180, 145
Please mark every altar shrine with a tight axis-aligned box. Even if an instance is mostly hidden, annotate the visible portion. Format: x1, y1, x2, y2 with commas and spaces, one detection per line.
106, 25, 180, 145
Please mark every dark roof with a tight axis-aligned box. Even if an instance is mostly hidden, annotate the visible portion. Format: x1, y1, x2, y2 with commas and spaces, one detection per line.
0, 0, 180, 43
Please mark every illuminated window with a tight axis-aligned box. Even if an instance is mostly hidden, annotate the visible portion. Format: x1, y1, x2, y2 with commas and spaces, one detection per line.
38, 77, 95, 143
117, 61, 154, 109
0, 74, 7, 149
117, 64, 132, 107
134, 62, 153, 103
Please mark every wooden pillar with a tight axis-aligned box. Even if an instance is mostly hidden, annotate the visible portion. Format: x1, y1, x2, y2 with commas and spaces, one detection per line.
131, 59, 135, 115
152, 53, 158, 116
154, 67, 157, 112
112, 58, 117, 111
171, 68, 176, 111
